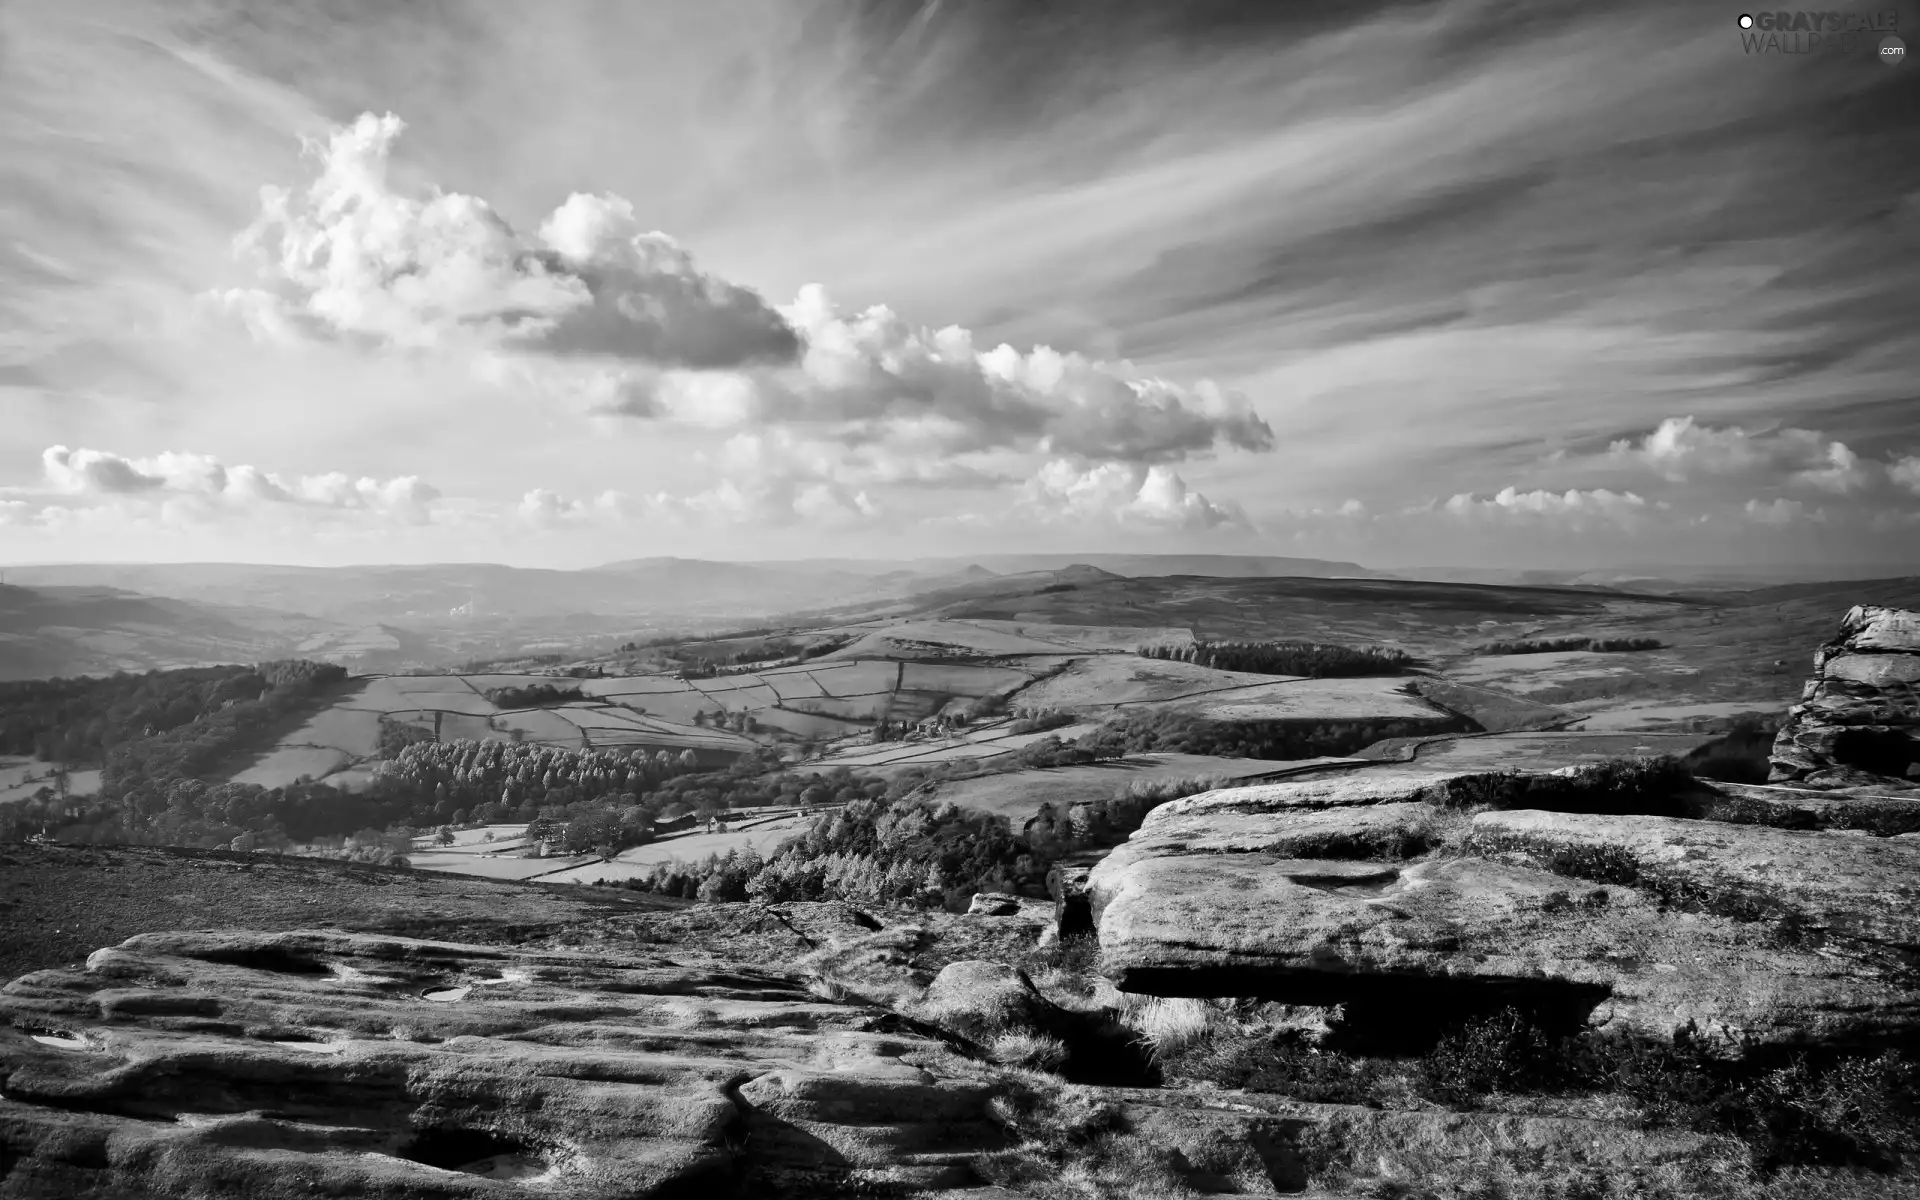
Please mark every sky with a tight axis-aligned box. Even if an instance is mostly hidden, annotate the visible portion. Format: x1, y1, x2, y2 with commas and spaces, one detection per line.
3, 0, 1919, 572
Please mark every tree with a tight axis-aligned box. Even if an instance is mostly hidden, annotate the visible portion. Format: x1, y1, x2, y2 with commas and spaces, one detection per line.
436, 826, 455, 846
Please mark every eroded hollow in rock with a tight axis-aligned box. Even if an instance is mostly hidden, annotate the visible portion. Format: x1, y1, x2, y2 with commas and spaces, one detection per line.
397, 1127, 545, 1176
29, 1030, 90, 1051
1830, 728, 1919, 778
193, 946, 331, 976
1116, 969, 1613, 1057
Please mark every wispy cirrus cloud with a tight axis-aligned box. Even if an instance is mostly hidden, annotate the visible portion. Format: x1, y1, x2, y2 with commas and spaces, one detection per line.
4, 0, 1918, 570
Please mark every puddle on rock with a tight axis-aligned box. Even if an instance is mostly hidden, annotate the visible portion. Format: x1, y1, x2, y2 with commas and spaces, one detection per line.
457, 1154, 552, 1180
30, 1032, 89, 1051
272, 1040, 346, 1054
422, 986, 470, 1003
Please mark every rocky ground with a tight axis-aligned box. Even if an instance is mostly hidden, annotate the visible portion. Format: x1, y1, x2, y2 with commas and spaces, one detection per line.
3, 606, 1918, 1198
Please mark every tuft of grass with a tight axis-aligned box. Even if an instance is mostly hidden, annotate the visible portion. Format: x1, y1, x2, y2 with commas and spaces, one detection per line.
1116, 995, 1223, 1064
990, 1030, 1072, 1071
1022, 933, 1103, 978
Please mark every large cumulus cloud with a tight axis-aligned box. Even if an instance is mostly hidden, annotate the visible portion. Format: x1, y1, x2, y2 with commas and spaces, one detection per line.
232, 113, 799, 367
1019, 459, 1249, 531
229, 113, 1272, 468
1605, 416, 1887, 495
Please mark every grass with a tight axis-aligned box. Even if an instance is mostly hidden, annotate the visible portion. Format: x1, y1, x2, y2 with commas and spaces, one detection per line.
1145, 1003, 1920, 1179
1116, 995, 1221, 1063
974, 1080, 1211, 1200
991, 1030, 1072, 1069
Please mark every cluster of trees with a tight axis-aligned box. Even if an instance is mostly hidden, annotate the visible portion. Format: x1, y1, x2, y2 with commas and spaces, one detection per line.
0, 661, 343, 767
1136, 640, 1414, 677
610, 794, 1044, 906
1026, 774, 1227, 857
871, 711, 972, 744
1007, 708, 1078, 735
691, 709, 758, 733
1071, 709, 1463, 761
606, 772, 1237, 911
484, 682, 583, 708
374, 738, 710, 821
96, 662, 350, 799
4, 719, 897, 856
1476, 636, 1665, 655
377, 718, 437, 758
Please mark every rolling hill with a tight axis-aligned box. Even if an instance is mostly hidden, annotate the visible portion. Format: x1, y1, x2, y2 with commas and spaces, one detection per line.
0, 583, 344, 681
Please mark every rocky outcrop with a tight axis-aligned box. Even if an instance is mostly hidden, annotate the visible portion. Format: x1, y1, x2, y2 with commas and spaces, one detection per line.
1088, 735, 1920, 1048
966, 892, 1023, 917
0, 928, 1009, 1198
1770, 604, 1920, 792
0, 919, 1744, 1199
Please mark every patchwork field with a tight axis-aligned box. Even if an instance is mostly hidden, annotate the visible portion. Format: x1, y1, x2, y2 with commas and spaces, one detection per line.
545, 815, 820, 884
0, 758, 103, 806
203, 576, 1888, 803
918, 752, 1290, 823
1174, 676, 1449, 722
1013, 655, 1301, 709
818, 619, 1136, 659
816, 720, 1107, 769
400, 848, 603, 881
1385, 729, 1727, 772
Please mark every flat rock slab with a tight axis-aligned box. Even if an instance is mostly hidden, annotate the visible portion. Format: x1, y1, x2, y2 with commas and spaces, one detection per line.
1091, 766, 1920, 1046
0, 929, 1006, 1199
1469, 808, 1920, 950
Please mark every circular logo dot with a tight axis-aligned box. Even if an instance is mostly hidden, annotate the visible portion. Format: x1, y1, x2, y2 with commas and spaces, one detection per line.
1883, 34, 1907, 65
1738, 13, 1754, 28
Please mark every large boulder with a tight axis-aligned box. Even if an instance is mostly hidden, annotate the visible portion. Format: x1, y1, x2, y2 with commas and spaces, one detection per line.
1770, 604, 1920, 792
1089, 745, 1920, 1047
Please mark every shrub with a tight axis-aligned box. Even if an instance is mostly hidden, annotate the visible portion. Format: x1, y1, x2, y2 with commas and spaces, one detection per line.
1162, 1028, 1395, 1106
1419, 1007, 1553, 1105
1008, 709, 1079, 736
483, 683, 582, 708
1593, 637, 1664, 652
376, 717, 435, 757
1426, 756, 1694, 816
1075, 710, 1464, 763
1682, 719, 1779, 785
1475, 635, 1665, 655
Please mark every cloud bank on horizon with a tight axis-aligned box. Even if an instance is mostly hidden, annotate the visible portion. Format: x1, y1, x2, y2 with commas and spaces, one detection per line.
2, 0, 1917, 570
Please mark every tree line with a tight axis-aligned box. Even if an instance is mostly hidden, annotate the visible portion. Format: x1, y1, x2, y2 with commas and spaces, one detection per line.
1474, 636, 1665, 655
1135, 640, 1414, 676
0, 660, 345, 767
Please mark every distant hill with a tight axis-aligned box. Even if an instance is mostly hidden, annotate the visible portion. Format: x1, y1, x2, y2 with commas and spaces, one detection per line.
1716, 576, 1920, 608
4, 559, 1021, 626
0, 583, 335, 681
919, 554, 1393, 580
